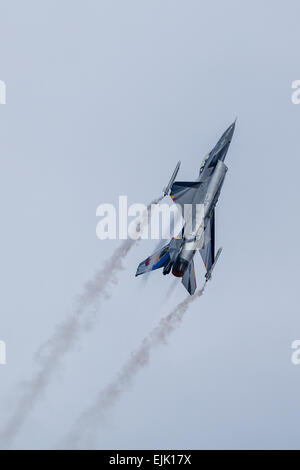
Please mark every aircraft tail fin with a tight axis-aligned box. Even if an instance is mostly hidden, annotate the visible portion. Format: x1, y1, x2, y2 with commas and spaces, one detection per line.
181, 259, 197, 295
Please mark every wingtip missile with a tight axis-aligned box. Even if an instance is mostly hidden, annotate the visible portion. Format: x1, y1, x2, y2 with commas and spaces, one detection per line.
163, 161, 181, 196
205, 247, 223, 281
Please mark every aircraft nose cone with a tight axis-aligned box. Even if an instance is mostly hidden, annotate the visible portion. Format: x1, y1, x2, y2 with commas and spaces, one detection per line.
215, 119, 236, 162
225, 119, 236, 141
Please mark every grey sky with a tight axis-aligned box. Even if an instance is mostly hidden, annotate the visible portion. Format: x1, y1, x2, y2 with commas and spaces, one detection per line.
0, 0, 300, 449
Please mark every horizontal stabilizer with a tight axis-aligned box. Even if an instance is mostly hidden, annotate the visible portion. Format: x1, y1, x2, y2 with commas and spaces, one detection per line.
136, 243, 170, 276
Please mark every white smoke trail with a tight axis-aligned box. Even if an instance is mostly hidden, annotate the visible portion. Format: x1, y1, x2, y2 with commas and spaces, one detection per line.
0, 196, 163, 449
62, 283, 206, 449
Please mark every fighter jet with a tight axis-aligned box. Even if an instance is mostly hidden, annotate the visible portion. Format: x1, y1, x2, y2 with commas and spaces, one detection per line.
135, 120, 236, 295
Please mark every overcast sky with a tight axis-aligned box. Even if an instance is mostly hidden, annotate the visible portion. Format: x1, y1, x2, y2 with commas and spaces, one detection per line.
0, 0, 300, 449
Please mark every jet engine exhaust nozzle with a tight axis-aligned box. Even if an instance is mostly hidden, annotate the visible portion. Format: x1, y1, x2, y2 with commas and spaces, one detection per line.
172, 258, 189, 278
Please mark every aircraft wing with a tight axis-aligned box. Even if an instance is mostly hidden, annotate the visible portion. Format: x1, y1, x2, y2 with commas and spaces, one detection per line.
181, 259, 197, 295
136, 243, 170, 276
169, 181, 202, 212
169, 179, 209, 217
199, 209, 215, 273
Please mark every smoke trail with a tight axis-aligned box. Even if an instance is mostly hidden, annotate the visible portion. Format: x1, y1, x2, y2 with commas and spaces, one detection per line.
139, 239, 167, 287
0, 196, 163, 449
63, 283, 206, 449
